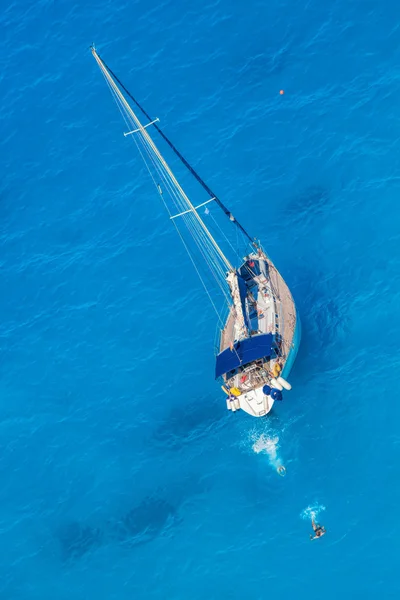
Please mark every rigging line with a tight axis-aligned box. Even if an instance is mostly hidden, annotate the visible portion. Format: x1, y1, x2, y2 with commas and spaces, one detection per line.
206, 209, 242, 263
134, 117, 230, 293
103, 52, 234, 298
136, 126, 184, 212
101, 65, 187, 220
94, 50, 256, 247
136, 137, 220, 269
189, 237, 231, 303
103, 83, 194, 271
235, 224, 249, 260
133, 127, 224, 298
181, 213, 232, 303
138, 127, 189, 214
130, 122, 231, 307
182, 208, 229, 279
137, 131, 205, 245
136, 144, 238, 293
112, 86, 230, 297
136, 133, 221, 267
98, 57, 231, 303
134, 131, 231, 298
197, 226, 230, 286
92, 49, 234, 273
101, 70, 132, 129
171, 218, 226, 327
138, 135, 230, 320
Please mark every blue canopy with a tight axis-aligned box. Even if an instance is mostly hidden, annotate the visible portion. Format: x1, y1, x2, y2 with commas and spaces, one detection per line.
215, 333, 274, 379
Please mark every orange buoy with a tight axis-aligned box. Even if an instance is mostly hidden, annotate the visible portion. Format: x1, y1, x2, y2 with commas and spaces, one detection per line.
279, 90, 284, 95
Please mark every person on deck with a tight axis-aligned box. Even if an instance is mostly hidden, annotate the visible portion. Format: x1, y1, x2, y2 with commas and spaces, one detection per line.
310, 518, 326, 540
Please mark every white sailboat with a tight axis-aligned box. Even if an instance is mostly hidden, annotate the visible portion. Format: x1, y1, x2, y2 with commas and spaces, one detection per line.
91, 47, 301, 417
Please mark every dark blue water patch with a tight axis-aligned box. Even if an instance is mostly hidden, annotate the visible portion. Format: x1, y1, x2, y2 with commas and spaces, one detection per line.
112, 495, 179, 547
285, 186, 331, 224
55, 474, 210, 563
165, 472, 215, 511
291, 267, 349, 373
57, 521, 103, 562
152, 395, 227, 448
56, 496, 180, 562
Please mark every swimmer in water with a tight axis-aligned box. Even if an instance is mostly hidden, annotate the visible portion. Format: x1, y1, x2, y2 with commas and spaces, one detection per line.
277, 465, 286, 476
310, 517, 326, 540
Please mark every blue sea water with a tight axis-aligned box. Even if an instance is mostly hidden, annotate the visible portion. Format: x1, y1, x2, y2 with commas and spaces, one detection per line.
1, 0, 400, 598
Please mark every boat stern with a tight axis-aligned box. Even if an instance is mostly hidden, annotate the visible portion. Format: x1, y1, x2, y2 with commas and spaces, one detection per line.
226, 386, 275, 418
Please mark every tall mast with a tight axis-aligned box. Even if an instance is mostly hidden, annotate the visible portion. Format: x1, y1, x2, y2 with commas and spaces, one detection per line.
91, 47, 234, 273
92, 51, 256, 249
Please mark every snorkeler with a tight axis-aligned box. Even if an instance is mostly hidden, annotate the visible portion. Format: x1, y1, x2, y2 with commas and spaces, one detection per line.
310, 518, 326, 540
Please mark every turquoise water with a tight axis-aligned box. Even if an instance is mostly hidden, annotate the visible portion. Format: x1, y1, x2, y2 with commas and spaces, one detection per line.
1, 1, 400, 598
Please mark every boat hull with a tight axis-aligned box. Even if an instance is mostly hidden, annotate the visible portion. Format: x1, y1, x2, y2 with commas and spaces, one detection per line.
218, 252, 300, 418
282, 307, 301, 380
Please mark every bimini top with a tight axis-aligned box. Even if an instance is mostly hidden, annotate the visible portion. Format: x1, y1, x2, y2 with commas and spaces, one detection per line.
215, 333, 274, 379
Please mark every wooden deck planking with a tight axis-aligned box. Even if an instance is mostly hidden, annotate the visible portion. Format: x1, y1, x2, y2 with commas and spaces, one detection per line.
218, 255, 296, 373
266, 258, 296, 362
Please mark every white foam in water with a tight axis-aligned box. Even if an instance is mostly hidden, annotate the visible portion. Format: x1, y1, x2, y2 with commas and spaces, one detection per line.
300, 504, 326, 522
252, 433, 283, 472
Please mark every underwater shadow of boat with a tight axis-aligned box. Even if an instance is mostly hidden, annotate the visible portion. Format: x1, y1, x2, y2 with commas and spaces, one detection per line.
113, 496, 179, 547
153, 396, 226, 449
56, 495, 181, 561
57, 521, 103, 562
292, 266, 348, 375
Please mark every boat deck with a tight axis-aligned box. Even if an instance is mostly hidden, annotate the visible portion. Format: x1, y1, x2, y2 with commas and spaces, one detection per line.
220, 309, 236, 352
266, 257, 296, 360
218, 253, 296, 395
